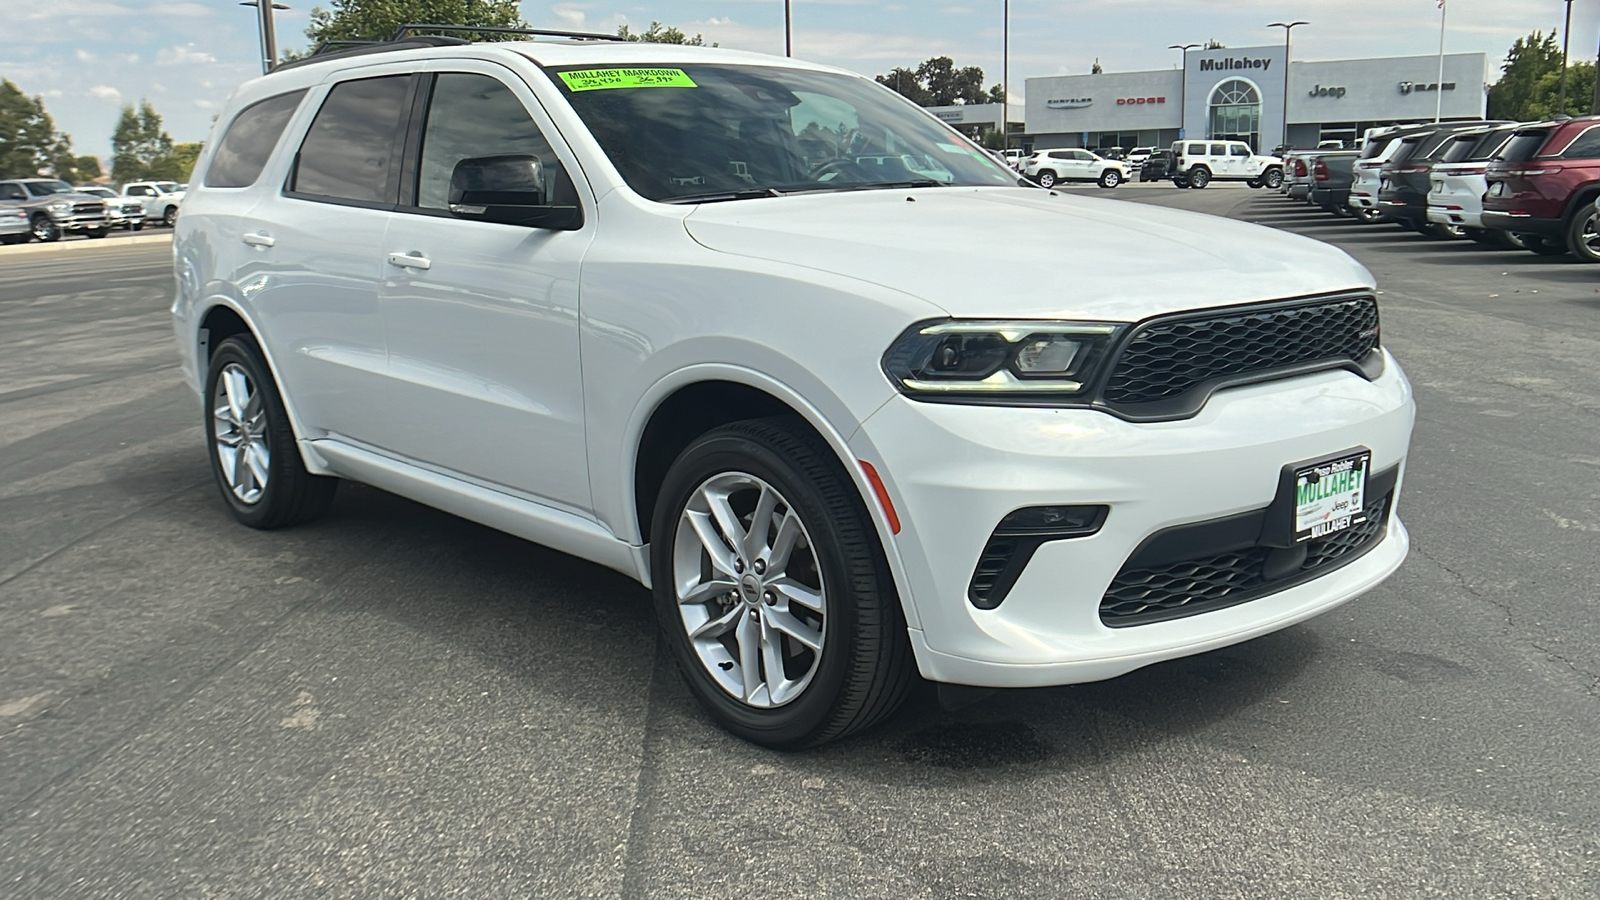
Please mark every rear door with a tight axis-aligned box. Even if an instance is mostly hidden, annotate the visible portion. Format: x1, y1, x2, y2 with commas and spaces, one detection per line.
373, 62, 596, 509
245, 69, 416, 443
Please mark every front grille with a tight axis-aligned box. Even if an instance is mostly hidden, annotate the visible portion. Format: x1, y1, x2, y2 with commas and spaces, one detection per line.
72, 201, 106, 216
1101, 496, 1391, 626
1103, 295, 1380, 407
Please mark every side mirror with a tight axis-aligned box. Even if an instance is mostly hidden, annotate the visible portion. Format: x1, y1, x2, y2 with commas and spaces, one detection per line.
448, 155, 582, 231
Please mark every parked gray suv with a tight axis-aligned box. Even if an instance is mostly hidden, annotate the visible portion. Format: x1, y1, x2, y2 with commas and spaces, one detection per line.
0, 179, 110, 242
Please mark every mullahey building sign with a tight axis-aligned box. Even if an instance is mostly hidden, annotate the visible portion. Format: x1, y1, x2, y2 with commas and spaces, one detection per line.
1200, 56, 1273, 72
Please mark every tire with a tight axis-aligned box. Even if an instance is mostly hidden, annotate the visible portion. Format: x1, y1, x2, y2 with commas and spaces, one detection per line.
650, 417, 914, 749
1172, 176, 1191, 189
1262, 167, 1284, 189
1356, 207, 1384, 223
1415, 222, 1462, 240
132, 222, 143, 232
1524, 235, 1570, 257
1035, 170, 1057, 188
1187, 166, 1211, 189
1246, 178, 1263, 189
0, 234, 27, 245
1098, 169, 1122, 188
1463, 227, 1493, 244
30, 215, 60, 243
204, 335, 337, 529
87, 228, 109, 239
161, 206, 177, 227
1565, 207, 1600, 262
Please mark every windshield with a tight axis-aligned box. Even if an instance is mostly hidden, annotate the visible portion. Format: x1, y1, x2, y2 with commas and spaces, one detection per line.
78, 186, 115, 198
550, 63, 1017, 202
23, 180, 75, 197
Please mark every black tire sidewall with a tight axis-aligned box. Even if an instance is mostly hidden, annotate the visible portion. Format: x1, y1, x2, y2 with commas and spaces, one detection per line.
1189, 167, 1210, 188
1099, 170, 1120, 188
650, 422, 893, 749
203, 336, 308, 528
1567, 211, 1600, 262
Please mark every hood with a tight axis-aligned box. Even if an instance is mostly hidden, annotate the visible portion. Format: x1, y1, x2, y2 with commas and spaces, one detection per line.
684, 187, 1373, 321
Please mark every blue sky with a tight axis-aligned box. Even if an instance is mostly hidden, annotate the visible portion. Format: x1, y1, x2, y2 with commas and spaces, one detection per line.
3, 0, 1594, 164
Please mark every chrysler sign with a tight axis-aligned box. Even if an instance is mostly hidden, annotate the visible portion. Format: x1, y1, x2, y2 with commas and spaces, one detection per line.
1046, 97, 1093, 109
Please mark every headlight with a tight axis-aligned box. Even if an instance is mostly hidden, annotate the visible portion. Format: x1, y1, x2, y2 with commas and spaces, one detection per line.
49, 200, 72, 212
882, 319, 1125, 401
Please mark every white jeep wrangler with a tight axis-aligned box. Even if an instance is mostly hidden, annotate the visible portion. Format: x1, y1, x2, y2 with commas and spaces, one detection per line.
1169, 140, 1284, 190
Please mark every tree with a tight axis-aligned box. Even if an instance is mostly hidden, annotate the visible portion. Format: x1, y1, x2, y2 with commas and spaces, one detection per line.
1205, 39, 1226, 50
0, 79, 70, 179
52, 152, 102, 184
1522, 61, 1596, 119
616, 21, 713, 46
111, 101, 176, 183
305, 0, 523, 47
986, 83, 1005, 105
166, 143, 205, 182
875, 56, 990, 107
1488, 29, 1563, 120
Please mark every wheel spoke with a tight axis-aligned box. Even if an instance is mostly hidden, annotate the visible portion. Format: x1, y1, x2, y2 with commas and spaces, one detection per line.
704, 487, 748, 563
765, 510, 803, 573
245, 443, 270, 488
743, 485, 778, 562
679, 577, 737, 608
688, 605, 741, 641
759, 614, 788, 697
770, 576, 824, 613
764, 607, 823, 651
214, 426, 244, 448
216, 445, 238, 486
231, 441, 251, 491
213, 403, 240, 430
222, 368, 250, 421
735, 610, 763, 703
684, 509, 739, 576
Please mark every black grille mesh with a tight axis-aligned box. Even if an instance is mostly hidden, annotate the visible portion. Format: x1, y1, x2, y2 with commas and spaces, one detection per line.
1103, 296, 1379, 406
1101, 496, 1390, 626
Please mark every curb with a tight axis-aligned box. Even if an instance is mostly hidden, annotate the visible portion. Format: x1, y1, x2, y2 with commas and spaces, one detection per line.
0, 233, 173, 258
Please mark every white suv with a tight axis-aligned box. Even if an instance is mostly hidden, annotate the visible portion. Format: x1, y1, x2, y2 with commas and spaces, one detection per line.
173, 32, 1414, 749
1170, 140, 1284, 189
1022, 148, 1129, 188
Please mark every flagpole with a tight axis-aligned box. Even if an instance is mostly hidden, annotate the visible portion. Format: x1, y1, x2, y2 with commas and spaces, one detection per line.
1435, 0, 1446, 123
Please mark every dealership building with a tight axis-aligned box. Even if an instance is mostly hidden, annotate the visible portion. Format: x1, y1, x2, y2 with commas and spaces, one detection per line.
1023, 45, 1490, 153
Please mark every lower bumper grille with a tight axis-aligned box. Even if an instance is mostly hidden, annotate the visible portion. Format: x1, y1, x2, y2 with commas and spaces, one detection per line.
1101, 495, 1391, 627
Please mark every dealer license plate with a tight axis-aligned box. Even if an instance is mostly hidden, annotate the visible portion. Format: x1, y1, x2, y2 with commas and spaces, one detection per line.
1293, 451, 1370, 543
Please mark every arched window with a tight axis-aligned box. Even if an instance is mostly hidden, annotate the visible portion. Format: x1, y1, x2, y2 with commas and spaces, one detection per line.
1208, 78, 1261, 149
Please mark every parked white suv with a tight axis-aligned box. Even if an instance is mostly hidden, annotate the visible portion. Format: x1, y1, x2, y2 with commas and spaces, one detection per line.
1170, 140, 1284, 189
1427, 124, 1521, 248
173, 33, 1414, 749
122, 181, 184, 227
1022, 148, 1129, 188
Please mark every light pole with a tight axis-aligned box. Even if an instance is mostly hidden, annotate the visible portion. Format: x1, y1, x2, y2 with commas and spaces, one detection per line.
785, 0, 792, 57
1560, 0, 1575, 115
240, 0, 289, 74
1169, 43, 1200, 142
1268, 22, 1308, 152
1002, 0, 1010, 150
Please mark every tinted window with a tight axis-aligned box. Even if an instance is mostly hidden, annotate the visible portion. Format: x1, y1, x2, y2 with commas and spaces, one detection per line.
1230, 145, 1250, 157
1560, 126, 1600, 159
1208, 143, 1226, 155
415, 73, 564, 210
1437, 135, 1478, 163
1187, 143, 1205, 155
1467, 130, 1514, 161
0, 183, 25, 201
291, 75, 411, 204
205, 89, 307, 188
1070, 150, 1093, 160
1416, 130, 1465, 160
1389, 138, 1424, 165
1497, 130, 1550, 162
1360, 137, 1394, 160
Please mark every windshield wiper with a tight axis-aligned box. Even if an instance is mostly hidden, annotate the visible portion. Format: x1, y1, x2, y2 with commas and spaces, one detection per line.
790, 179, 949, 194
662, 188, 787, 204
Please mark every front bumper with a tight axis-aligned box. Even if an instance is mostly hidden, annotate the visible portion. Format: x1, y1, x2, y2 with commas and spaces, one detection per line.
854, 353, 1414, 688
51, 212, 108, 233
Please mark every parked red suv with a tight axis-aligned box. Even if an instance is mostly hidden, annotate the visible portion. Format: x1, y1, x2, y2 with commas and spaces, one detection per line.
1481, 116, 1600, 260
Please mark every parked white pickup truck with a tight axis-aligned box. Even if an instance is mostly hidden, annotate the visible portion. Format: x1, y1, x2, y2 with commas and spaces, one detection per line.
1169, 140, 1284, 189
122, 181, 185, 227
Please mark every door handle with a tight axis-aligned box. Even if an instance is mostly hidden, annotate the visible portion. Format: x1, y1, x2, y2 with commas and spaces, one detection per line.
386, 252, 432, 270
242, 232, 275, 248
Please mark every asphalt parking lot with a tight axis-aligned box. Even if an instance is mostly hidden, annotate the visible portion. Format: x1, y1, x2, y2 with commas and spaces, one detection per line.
2, 191, 1598, 898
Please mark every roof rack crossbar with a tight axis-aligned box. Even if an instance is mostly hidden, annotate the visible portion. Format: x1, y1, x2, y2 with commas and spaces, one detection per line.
388, 24, 626, 42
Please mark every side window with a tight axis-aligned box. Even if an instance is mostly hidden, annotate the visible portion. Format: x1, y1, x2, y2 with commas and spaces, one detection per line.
1072, 150, 1093, 161
205, 89, 307, 188
1561, 127, 1600, 160
1230, 145, 1251, 157
127, 186, 149, 196
414, 73, 567, 211
0, 183, 25, 201
1187, 142, 1205, 155
1049, 150, 1071, 160
1209, 142, 1227, 156
290, 75, 412, 205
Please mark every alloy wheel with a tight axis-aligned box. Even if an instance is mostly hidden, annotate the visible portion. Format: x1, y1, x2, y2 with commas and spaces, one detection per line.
211, 363, 271, 504
672, 471, 826, 709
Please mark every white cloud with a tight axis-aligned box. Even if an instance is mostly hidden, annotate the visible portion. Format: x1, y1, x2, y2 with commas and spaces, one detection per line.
75, 49, 94, 62
552, 5, 587, 28
157, 44, 216, 65
194, 99, 217, 110
88, 84, 122, 102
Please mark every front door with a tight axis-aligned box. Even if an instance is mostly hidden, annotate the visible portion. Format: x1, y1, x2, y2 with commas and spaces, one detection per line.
375, 65, 595, 511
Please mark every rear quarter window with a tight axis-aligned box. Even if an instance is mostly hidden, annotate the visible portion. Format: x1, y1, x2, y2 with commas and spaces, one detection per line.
1496, 131, 1551, 162
1559, 126, 1600, 159
204, 89, 308, 188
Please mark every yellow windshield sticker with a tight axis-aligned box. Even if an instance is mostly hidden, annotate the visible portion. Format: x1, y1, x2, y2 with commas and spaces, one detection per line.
559, 68, 698, 91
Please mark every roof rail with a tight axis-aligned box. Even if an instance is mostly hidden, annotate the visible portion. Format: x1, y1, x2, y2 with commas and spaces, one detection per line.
274, 35, 468, 72
388, 23, 625, 42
